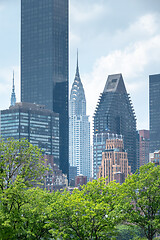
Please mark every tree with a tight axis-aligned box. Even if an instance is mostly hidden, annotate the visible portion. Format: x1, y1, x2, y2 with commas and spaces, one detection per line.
0, 178, 52, 240
121, 163, 160, 240
0, 178, 27, 240
47, 179, 122, 239
0, 138, 46, 190
0, 138, 51, 240
115, 224, 145, 240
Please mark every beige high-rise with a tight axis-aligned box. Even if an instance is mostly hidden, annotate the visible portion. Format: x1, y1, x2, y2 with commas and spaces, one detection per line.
98, 138, 131, 184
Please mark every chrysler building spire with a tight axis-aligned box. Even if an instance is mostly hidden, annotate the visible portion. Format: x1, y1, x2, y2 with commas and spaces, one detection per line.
70, 50, 86, 116
76, 49, 80, 77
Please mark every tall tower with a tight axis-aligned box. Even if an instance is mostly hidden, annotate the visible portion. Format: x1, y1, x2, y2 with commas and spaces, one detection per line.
149, 74, 160, 153
21, 0, 69, 175
93, 74, 137, 178
69, 53, 91, 180
11, 71, 16, 106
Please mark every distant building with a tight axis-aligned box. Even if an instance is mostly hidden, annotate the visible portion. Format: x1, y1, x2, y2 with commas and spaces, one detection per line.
43, 155, 68, 192
69, 165, 77, 186
136, 131, 140, 169
69, 53, 91, 180
21, 0, 69, 176
10, 71, 16, 107
139, 130, 150, 167
75, 175, 87, 188
149, 150, 160, 166
98, 138, 131, 184
0, 102, 59, 164
93, 74, 137, 178
149, 74, 160, 153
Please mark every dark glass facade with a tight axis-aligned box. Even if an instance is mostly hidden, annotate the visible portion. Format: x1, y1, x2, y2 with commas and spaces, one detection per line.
149, 74, 160, 153
93, 74, 137, 176
0, 103, 59, 164
21, 0, 68, 175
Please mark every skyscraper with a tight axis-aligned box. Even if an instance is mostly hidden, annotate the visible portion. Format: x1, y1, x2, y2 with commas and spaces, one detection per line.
149, 74, 160, 153
21, 0, 68, 175
69, 54, 91, 180
93, 74, 137, 177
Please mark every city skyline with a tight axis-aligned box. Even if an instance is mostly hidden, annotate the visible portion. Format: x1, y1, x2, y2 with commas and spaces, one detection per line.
1, 0, 160, 130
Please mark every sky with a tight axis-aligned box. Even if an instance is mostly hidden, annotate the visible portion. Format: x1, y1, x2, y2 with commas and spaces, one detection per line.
0, 0, 160, 130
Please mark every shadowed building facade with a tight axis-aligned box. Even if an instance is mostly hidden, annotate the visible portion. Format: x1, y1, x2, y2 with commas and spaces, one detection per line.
93, 74, 137, 178
139, 130, 150, 167
149, 74, 160, 153
21, 0, 68, 175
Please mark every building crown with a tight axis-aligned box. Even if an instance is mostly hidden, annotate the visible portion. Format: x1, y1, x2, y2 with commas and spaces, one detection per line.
69, 50, 86, 116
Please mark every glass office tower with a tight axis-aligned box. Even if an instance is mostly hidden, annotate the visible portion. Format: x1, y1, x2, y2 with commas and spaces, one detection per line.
0, 103, 59, 164
21, 0, 68, 175
149, 74, 160, 153
93, 74, 137, 176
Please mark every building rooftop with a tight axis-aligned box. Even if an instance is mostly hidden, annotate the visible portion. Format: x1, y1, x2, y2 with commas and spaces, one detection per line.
103, 73, 127, 94
3, 102, 59, 116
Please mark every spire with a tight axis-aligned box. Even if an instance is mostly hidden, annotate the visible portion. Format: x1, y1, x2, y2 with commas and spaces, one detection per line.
11, 70, 16, 106
76, 49, 80, 77
12, 71, 15, 92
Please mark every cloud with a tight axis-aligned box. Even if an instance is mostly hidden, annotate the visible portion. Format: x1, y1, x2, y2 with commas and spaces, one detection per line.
81, 12, 160, 130
113, 14, 159, 48
135, 14, 158, 35
70, 3, 105, 23
90, 34, 160, 89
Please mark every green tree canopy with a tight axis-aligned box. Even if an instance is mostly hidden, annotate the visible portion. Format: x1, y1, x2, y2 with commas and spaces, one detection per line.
115, 224, 145, 240
121, 163, 160, 240
0, 141, 159, 240
47, 179, 122, 240
0, 178, 52, 240
0, 138, 45, 190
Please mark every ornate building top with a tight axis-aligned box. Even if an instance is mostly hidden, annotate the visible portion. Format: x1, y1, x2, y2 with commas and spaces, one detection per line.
70, 51, 86, 116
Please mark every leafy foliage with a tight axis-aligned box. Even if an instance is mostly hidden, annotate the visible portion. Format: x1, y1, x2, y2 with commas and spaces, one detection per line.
0, 138, 45, 190
0, 179, 52, 240
121, 163, 160, 240
0, 140, 159, 240
115, 224, 145, 240
47, 179, 122, 240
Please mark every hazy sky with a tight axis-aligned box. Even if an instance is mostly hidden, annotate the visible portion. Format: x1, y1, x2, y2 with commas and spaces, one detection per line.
0, 0, 160, 130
